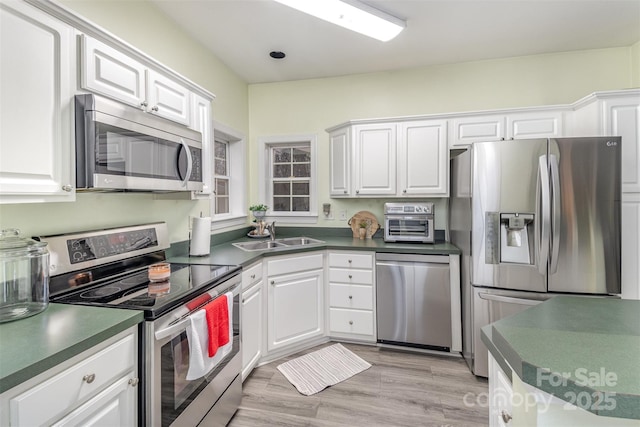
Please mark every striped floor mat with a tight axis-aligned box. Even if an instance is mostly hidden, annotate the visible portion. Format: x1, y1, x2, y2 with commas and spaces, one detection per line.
277, 343, 372, 396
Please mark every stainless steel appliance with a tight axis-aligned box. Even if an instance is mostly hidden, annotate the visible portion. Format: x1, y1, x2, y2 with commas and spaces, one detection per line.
449, 137, 621, 377
383, 202, 435, 243
75, 94, 204, 192
376, 253, 451, 351
43, 223, 241, 426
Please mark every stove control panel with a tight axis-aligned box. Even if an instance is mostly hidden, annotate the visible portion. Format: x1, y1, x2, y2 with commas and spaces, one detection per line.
67, 228, 158, 264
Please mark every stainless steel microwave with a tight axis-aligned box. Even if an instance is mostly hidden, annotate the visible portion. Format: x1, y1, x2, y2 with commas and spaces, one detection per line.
75, 94, 203, 192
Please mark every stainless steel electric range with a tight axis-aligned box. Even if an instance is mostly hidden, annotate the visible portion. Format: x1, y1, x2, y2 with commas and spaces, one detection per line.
43, 222, 242, 427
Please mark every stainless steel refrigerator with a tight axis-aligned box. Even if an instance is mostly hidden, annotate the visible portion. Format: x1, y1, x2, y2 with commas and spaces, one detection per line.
449, 137, 621, 377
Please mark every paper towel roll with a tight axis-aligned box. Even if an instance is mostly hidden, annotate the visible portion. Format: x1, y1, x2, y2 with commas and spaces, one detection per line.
190, 216, 211, 256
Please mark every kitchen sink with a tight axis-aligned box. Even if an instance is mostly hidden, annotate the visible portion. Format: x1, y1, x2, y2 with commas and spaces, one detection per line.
232, 237, 324, 252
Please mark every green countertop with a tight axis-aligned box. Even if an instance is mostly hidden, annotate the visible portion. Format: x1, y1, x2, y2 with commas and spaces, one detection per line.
481, 296, 640, 420
168, 234, 460, 267
0, 304, 143, 393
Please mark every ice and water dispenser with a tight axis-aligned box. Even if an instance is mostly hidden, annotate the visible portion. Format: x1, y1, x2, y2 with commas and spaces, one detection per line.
485, 212, 534, 265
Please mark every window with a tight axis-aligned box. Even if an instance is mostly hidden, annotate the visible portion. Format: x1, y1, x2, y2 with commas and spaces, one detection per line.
259, 134, 317, 222
209, 122, 246, 229
213, 140, 229, 215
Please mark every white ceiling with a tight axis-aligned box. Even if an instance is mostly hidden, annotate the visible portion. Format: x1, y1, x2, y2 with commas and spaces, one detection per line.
150, 0, 640, 84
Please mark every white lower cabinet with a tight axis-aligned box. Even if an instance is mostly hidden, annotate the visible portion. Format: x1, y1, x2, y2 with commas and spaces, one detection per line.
0, 327, 138, 427
241, 261, 263, 380
266, 252, 325, 353
621, 195, 640, 300
488, 353, 514, 427
328, 251, 376, 342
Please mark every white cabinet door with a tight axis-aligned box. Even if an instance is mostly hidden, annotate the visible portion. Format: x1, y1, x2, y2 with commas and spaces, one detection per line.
621, 195, 640, 300
51, 374, 137, 427
603, 96, 640, 193
0, 1, 75, 203
354, 123, 397, 196
329, 128, 351, 197
267, 268, 324, 352
506, 111, 563, 139
241, 282, 263, 380
398, 120, 448, 196
80, 35, 146, 109
146, 69, 190, 125
191, 93, 212, 196
488, 354, 514, 427
450, 115, 505, 148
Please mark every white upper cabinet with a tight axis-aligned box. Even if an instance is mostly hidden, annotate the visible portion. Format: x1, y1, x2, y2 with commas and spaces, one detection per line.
0, 0, 75, 203
329, 128, 351, 197
398, 120, 448, 196
450, 110, 563, 149
450, 115, 505, 148
507, 110, 563, 139
353, 123, 397, 196
190, 93, 213, 196
81, 35, 191, 126
81, 35, 146, 109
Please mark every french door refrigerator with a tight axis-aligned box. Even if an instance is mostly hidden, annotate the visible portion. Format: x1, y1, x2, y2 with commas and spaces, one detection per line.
449, 137, 621, 377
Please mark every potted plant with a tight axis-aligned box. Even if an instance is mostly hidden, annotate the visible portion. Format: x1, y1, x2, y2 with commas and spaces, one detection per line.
358, 220, 368, 240
249, 204, 268, 220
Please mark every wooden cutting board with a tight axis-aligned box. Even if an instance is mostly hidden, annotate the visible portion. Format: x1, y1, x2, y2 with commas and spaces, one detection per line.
348, 211, 380, 238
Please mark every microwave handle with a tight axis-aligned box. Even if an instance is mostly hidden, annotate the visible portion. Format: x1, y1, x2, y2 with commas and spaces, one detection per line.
179, 138, 193, 187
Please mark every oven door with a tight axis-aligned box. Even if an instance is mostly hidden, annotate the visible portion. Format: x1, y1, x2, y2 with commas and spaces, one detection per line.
384, 215, 434, 242
146, 276, 241, 427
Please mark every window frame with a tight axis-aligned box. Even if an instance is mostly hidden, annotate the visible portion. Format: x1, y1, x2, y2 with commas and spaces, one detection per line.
209, 122, 247, 230
258, 134, 318, 223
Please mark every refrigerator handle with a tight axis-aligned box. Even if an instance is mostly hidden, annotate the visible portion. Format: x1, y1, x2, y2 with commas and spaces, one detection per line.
478, 292, 546, 306
536, 155, 550, 275
549, 155, 561, 274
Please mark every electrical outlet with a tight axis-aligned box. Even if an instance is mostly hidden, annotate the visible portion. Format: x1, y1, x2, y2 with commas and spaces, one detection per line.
339, 210, 347, 220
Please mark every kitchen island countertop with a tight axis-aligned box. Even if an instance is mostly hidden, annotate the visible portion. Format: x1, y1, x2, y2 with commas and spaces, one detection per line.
0, 304, 143, 393
482, 296, 640, 420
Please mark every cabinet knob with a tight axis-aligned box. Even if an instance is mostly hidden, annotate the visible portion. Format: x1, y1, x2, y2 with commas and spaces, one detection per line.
356, 190, 360, 194
501, 410, 512, 423
83, 373, 96, 384
152, 105, 159, 112
62, 185, 73, 192
343, 190, 347, 194
271, 280, 275, 285
348, 295, 353, 299
251, 274, 256, 279
128, 378, 139, 387
140, 101, 148, 108
348, 259, 352, 263
349, 320, 353, 325
348, 275, 352, 279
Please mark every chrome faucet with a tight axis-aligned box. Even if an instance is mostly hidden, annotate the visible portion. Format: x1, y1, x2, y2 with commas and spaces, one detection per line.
266, 221, 276, 241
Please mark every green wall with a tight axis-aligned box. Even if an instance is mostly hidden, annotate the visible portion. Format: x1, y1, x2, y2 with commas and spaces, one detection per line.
0, 0, 637, 242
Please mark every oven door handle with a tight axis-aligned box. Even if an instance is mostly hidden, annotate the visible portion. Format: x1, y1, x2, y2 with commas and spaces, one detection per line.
155, 318, 190, 341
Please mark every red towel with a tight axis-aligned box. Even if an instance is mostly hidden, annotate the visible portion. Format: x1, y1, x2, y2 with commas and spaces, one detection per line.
204, 295, 229, 357
186, 294, 212, 311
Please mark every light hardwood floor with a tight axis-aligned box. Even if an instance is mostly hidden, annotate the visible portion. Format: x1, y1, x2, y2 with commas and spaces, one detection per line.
229, 342, 489, 426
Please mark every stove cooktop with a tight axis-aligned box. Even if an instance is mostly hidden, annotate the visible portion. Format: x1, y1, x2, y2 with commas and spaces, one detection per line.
51, 263, 241, 319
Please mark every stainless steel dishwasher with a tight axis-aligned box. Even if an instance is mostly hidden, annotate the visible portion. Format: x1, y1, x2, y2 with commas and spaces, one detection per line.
376, 253, 452, 351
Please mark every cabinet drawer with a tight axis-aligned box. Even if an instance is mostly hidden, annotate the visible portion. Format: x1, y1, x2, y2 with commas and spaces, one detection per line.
329, 308, 374, 336
242, 262, 263, 290
10, 334, 135, 426
267, 252, 323, 276
329, 252, 373, 269
329, 284, 373, 310
329, 268, 372, 285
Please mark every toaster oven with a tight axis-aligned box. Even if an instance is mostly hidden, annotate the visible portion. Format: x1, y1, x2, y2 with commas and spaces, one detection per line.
383, 202, 435, 243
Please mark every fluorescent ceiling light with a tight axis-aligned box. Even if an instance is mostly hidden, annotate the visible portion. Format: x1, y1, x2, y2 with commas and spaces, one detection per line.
273, 0, 406, 42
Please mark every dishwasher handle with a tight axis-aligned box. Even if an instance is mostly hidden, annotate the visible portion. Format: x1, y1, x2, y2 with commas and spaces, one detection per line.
376, 253, 449, 264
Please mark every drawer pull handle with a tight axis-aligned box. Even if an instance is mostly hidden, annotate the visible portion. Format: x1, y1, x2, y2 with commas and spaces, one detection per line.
349, 320, 353, 325
251, 274, 256, 279
348, 259, 352, 263
348, 295, 353, 299
83, 374, 96, 384
348, 275, 352, 279
271, 280, 275, 285
501, 410, 512, 423
128, 378, 139, 387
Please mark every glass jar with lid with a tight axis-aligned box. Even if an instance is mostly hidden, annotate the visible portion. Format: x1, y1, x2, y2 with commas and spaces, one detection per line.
0, 229, 50, 322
